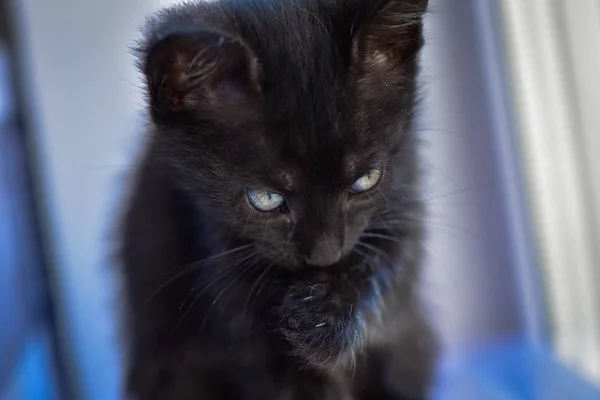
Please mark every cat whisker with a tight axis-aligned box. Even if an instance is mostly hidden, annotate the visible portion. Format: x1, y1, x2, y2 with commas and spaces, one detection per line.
365, 191, 387, 224
414, 159, 462, 190
206, 260, 267, 327
254, 274, 273, 311
361, 232, 404, 246
243, 262, 274, 315
423, 186, 480, 201
377, 187, 391, 207
174, 252, 259, 330
366, 225, 405, 234
355, 241, 396, 270
384, 183, 474, 201
200, 256, 263, 331
177, 250, 256, 311
371, 218, 472, 235
351, 246, 373, 267
186, 252, 258, 305
146, 244, 254, 303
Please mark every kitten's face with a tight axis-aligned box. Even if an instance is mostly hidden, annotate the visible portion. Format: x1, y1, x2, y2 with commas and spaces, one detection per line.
141, 0, 426, 269
242, 159, 384, 269
198, 107, 398, 269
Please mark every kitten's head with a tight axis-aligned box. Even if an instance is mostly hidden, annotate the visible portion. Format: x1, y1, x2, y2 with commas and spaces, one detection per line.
138, 0, 428, 269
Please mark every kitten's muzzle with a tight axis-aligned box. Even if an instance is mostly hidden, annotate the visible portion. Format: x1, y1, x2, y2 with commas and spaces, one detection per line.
299, 232, 344, 267
304, 246, 342, 267
294, 199, 346, 267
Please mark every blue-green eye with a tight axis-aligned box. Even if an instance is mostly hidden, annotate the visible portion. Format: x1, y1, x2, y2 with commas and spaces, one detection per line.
247, 189, 285, 211
350, 168, 382, 193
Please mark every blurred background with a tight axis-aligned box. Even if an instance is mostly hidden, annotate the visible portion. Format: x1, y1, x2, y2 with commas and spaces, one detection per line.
0, 0, 599, 399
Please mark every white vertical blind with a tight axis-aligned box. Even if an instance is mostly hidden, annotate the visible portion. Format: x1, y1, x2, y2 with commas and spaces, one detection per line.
497, 0, 600, 385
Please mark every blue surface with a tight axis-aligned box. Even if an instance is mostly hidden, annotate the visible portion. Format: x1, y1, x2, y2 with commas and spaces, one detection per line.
5, 337, 599, 400
0, 45, 61, 400
1, 330, 60, 400
435, 339, 600, 400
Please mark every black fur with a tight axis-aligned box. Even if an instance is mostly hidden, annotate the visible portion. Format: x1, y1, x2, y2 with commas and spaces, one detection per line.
119, 0, 436, 399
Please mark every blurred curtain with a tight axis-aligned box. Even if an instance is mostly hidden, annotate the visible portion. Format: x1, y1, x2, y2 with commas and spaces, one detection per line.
497, 0, 600, 386
0, 19, 63, 400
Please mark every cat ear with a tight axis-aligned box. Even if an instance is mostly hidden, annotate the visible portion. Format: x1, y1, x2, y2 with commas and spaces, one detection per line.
353, 0, 428, 85
143, 29, 261, 119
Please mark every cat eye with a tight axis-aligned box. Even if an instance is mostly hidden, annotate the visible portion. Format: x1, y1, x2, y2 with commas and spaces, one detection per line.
350, 168, 382, 194
247, 189, 285, 212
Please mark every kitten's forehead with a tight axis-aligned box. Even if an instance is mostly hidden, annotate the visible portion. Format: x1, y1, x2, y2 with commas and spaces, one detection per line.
270, 148, 364, 194
277, 170, 298, 192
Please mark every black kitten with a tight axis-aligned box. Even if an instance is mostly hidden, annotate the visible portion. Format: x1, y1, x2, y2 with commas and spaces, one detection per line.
119, 0, 436, 399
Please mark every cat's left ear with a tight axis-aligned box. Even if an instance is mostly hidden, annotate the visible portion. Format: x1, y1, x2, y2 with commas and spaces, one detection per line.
352, 0, 428, 87
141, 28, 262, 121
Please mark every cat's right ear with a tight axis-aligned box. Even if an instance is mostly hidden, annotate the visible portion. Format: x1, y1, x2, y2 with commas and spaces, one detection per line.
142, 29, 262, 120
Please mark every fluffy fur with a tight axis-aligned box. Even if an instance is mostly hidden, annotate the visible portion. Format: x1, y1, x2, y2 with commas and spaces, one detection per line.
119, 0, 436, 399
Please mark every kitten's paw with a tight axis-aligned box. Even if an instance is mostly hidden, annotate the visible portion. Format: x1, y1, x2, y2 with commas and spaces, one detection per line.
276, 278, 365, 370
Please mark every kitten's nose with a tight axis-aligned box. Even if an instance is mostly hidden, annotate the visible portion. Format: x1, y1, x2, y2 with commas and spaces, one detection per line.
304, 236, 343, 267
